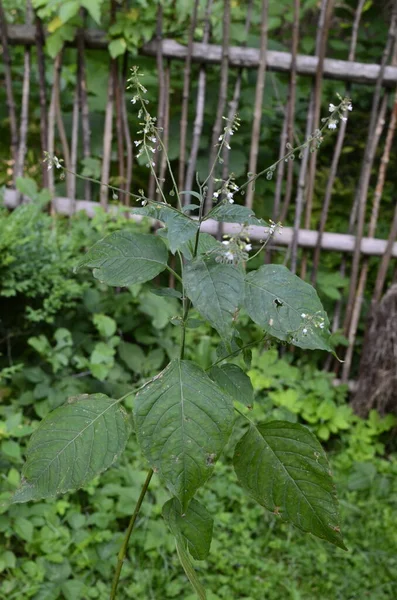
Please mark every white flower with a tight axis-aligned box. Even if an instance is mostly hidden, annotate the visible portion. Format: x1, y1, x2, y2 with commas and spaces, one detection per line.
226, 192, 234, 204
244, 243, 252, 252
213, 192, 219, 199
329, 103, 336, 112
302, 328, 308, 334
225, 251, 234, 261
218, 135, 223, 141
347, 103, 353, 111
150, 147, 156, 153
319, 322, 325, 329
149, 136, 157, 143
228, 197, 234, 204
328, 121, 337, 130
222, 240, 230, 246
134, 140, 142, 147
341, 116, 347, 122
301, 313, 306, 318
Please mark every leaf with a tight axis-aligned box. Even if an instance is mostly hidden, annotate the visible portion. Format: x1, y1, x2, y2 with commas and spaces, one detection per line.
163, 497, 213, 560
12, 394, 131, 502
75, 231, 168, 287
81, 0, 102, 24
133, 360, 234, 509
180, 233, 220, 260
244, 265, 332, 351
59, 0, 79, 23
134, 204, 199, 253
183, 258, 244, 341
118, 341, 146, 374
108, 37, 127, 59
233, 421, 346, 549
208, 203, 265, 226
209, 364, 254, 409
150, 287, 183, 299
93, 314, 117, 338
16, 177, 38, 200
175, 538, 206, 600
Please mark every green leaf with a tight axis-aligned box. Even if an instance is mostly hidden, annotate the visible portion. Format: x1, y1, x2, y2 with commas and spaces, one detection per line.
16, 177, 38, 200
75, 231, 168, 287
118, 341, 145, 373
150, 287, 183, 299
93, 314, 117, 338
134, 205, 199, 253
244, 265, 332, 351
133, 360, 234, 508
59, 0, 79, 23
81, 0, 102, 24
163, 497, 213, 560
233, 421, 346, 549
183, 258, 244, 341
108, 37, 127, 59
14, 516, 34, 542
12, 394, 131, 502
209, 364, 254, 409
208, 203, 265, 226
180, 233, 220, 260
175, 538, 206, 600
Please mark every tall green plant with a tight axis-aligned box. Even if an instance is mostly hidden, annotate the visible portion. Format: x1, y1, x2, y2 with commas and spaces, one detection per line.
12, 69, 353, 598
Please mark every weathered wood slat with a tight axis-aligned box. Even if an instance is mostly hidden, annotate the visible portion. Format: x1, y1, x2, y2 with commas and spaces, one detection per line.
4, 189, 397, 257
5, 25, 397, 86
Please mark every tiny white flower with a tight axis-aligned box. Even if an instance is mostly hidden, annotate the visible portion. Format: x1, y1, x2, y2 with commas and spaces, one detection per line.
329, 103, 336, 112
225, 251, 234, 261
302, 328, 308, 334
213, 192, 219, 198
134, 140, 142, 147
341, 116, 347, 122
228, 197, 234, 204
244, 244, 252, 252
150, 147, 156, 153
149, 136, 157, 143
222, 240, 230, 246
347, 103, 353, 111
301, 313, 306, 318
328, 121, 337, 130
319, 322, 325, 329
218, 135, 223, 141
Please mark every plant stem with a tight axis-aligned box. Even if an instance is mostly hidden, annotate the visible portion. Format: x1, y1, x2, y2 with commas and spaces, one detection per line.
180, 195, 205, 360
207, 337, 266, 369
110, 468, 154, 600
165, 265, 183, 285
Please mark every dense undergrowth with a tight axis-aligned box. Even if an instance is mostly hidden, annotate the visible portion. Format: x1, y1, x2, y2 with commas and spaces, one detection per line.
0, 202, 396, 599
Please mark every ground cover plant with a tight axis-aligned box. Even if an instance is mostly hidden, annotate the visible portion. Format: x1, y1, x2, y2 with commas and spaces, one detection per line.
0, 70, 364, 599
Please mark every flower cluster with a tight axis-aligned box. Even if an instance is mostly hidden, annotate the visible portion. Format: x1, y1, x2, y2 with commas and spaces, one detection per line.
325, 95, 353, 131
212, 174, 239, 204
211, 234, 252, 265
43, 152, 64, 171
217, 114, 241, 151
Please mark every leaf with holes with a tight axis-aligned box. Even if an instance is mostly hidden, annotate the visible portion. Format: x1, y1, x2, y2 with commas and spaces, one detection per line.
244, 265, 331, 351
209, 364, 254, 409
233, 421, 346, 549
133, 360, 234, 509
183, 258, 244, 341
12, 394, 131, 503
163, 497, 213, 560
75, 231, 168, 286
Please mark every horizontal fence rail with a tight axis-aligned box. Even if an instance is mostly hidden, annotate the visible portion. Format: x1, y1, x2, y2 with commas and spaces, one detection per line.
5, 25, 397, 87
4, 190, 397, 258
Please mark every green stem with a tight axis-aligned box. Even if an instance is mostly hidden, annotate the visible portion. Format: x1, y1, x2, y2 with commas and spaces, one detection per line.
206, 337, 266, 370
180, 198, 205, 360
166, 265, 183, 285
110, 468, 154, 600
238, 106, 342, 195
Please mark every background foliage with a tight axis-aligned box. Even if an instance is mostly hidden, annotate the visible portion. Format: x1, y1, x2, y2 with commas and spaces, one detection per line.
1, 0, 397, 597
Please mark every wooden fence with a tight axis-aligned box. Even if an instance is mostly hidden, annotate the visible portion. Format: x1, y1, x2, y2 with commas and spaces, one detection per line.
1, 0, 397, 385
